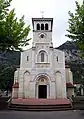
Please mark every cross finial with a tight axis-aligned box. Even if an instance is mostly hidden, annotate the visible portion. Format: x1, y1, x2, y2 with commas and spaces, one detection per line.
40, 11, 44, 18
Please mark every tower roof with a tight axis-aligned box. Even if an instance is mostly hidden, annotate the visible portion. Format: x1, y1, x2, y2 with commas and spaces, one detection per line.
32, 18, 53, 21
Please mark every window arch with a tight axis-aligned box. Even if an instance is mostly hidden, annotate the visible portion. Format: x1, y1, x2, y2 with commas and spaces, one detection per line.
41, 24, 44, 30
37, 50, 48, 62
37, 23, 40, 30
45, 23, 48, 30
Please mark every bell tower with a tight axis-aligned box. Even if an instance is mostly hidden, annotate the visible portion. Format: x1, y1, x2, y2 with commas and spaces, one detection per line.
32, 18, 53, 47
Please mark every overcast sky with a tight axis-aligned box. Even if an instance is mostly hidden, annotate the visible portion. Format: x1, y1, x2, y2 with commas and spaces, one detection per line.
10, 0, 83, 49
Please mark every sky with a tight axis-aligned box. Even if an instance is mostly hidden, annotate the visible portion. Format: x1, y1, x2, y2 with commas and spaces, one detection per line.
10, 0, 83, 49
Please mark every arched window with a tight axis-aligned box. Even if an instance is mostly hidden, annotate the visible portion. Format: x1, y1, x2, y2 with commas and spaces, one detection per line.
37, 23, 40, 30
27, 56, 29, 61
57, 56, 58, 62
45, 23, 48, 30
41, 24, 44, 30
37, 50, 48, 62
41, 52, 44, 62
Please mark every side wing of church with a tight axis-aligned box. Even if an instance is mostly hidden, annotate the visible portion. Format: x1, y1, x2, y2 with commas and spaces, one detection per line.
12, 18, 74, 99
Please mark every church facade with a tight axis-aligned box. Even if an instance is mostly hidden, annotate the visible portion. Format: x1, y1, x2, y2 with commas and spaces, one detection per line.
12, 18, 74, 99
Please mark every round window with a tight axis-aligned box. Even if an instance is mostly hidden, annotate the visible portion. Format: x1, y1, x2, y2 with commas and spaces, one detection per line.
40, 34, 44, 38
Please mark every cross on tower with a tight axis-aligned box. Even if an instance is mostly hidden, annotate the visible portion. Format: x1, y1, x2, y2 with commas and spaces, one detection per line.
40, 11, 44, 18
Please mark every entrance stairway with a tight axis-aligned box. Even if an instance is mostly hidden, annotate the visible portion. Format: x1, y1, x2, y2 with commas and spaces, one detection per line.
9, 98, 72, 111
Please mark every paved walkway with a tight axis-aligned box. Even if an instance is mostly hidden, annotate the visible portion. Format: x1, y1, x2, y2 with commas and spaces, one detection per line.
0, 110, 84, 119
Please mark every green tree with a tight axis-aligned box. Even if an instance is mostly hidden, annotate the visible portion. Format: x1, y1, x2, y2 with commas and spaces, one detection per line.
66, 1, 84, 56
0, 0, 31, 91
0, 50, 20, 91
0, 0, 31, 51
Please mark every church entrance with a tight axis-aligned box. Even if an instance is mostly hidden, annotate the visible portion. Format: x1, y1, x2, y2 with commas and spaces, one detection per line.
38, 85, 47, 98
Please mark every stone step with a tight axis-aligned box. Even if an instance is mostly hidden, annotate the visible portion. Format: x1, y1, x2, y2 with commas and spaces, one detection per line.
9, 98, 72, 111
9, 103, 72, 111
9, 107, 72, 111
10, 104, 71, 108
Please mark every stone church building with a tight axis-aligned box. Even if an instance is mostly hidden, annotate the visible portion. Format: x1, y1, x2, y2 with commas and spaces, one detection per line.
12, 18, 74, 99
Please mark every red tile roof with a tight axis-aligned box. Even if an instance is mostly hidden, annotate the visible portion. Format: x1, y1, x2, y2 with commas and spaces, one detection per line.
66, 82, 74, 88
12, 82, 19, 88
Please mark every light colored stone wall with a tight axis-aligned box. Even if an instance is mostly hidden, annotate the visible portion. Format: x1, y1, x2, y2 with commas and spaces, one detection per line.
67, 88, 74, 98
20, 49, 32, 68
20, 48, 65, 71
50, 81, 56, 99
33, 32, 52, 44
66, 68, 73, 84
12, 88, 18, 98
53, 49, 65, 69
16, 67, 67, 99
13, 43, 67, 99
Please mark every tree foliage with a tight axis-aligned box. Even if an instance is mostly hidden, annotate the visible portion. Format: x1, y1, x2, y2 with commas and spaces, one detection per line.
0, 50, 20, 91
0, 0, 31, 51
66, 1, 84, 56
0, 0, 31, 91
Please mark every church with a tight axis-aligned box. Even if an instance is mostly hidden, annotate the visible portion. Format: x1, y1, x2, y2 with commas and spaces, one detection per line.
12, 17, 74, 100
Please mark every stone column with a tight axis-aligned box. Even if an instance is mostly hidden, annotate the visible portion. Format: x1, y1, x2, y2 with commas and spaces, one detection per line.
18, 71, 24, 98
18, 81, 24, 98
29, 81, 35, 98
50, 81, 55, 99
55, 72, 62, 98
32, 47, 35, 68
49, 47, 53, 69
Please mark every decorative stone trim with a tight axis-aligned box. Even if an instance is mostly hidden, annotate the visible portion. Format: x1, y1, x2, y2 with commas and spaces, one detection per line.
35, 62, 50, 68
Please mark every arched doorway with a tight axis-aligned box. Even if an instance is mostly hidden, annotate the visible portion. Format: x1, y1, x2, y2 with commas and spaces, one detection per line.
35, 75, 50, 99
